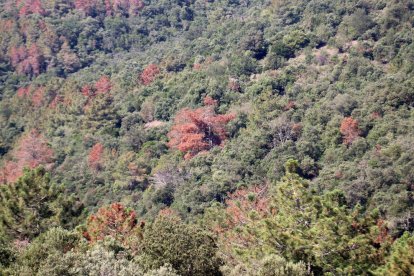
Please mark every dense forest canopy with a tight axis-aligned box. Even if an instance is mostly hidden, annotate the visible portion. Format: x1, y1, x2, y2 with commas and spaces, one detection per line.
0, 0, 413, 275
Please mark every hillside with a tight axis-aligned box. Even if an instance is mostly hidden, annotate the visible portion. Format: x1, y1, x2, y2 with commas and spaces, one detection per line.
0, 0, 414, 275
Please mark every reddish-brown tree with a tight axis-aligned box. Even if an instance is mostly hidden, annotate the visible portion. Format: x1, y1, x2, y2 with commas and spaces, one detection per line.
0, 161, 20, 184
9, 44, 44, 76
17, 86, 30, 98
168, 98, 235, 159
27, 44, 43, 75
140, 64, 160, 85
283, 100, 296, 111
16, 86, 46, 107
81, 84, 94, 97
17, 0, 45, 16
88, 143, 104, 171
203, 96, 218, 106
0, 130, 54, 184
83, 203, 137, 243
193, 63, 202, 70
129, 0, 145, 13
0, 19, 14, 34
95, 75, 112, 94
374, 219, 391, 245
14, 129, 54, 170
223, 185, 270, 230
31, 87, 45, 107
340, 117, 360, 145
10, 46, 24, 68
209, 185, 270, 264
49, 95, 64, 109
57, 40, 81, 73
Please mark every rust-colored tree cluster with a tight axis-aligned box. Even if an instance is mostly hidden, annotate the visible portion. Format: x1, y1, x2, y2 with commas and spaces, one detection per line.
82, 76, 112, 98
0, 161, 20, 185
83, 203, 138, 243
81, 76, 112, 98
17, 86, 30, 98
9, 44, 44, 76
340, 117, 360, 145
167, 97, 235, 159
81, 76, 112, 111
140, 64, 160, 85
14, 130, 54, 170
15, 0, 45, 16
17, 85, 46, 107
0, 130, 54, 184
88, 143, 104, 172
94, 75, 112, 94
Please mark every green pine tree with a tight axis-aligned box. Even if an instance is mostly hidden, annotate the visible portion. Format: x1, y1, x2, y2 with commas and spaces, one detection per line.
263, 160, 389, 274
139, 214, 223, 276
0, 167, 82, 241
376, 232, 414, 276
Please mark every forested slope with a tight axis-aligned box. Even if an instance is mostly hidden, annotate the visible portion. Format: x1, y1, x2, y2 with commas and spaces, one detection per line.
0, 0, 413, 275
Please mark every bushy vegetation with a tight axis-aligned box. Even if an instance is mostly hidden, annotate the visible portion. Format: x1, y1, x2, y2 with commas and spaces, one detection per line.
0, 0, 413, 274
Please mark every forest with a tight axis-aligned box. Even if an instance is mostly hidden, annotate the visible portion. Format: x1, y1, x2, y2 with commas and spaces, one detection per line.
0, 0, 413, 275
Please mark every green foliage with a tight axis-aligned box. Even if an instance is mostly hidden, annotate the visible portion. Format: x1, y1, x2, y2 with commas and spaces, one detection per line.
0, 235, 15, 273
9, 227, 80, 276
223, 254, 307, 276
262, 166, 390, 274
0, 0, 413, 273
376, 232, 414, 276
0, 167, 82, 241
140, 215, 222, 276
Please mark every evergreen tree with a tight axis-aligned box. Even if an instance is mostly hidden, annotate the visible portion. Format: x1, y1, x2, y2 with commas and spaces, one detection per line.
263, 160, 389, 274
140, 213, 223, 276
9, 227, 80, 276
376, 232, 414, 276
0, 167, 81, 241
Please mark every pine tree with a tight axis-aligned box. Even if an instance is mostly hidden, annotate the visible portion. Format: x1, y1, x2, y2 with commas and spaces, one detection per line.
88, 143, 104, 172
262, 160, 389, 274
340, 117, 360, 145
140, 64, 160, 85
0, 167, 80, 241
167, 97, 235, 159
376, 232, 414, 276
141, 213, 222, 276
83, 202, 137, 244
94, 75, 112, 94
